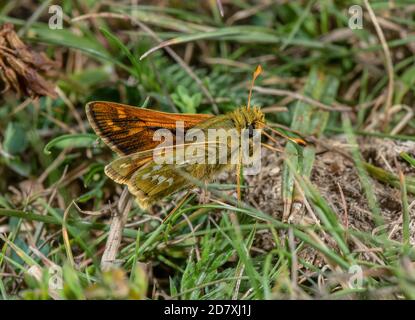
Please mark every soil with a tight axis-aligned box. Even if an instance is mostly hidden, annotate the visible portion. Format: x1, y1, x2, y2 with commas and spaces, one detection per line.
246, 137, 415, 266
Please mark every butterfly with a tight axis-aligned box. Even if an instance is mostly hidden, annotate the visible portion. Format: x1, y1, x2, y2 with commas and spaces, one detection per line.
86, 66, 305, 209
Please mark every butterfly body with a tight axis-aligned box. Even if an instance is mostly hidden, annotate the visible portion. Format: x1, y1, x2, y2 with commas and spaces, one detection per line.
86, 101, 265, 209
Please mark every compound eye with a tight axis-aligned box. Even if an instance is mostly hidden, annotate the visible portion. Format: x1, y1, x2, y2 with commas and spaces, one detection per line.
248, 124, 254, 138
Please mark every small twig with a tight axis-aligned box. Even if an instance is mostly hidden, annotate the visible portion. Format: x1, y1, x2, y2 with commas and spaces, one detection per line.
163, 190, 192, 223
363, 0, 394, 128
40, 111, 76, 134
182, 214, 201, 261
253, 86, 352, 112
101, 188, 132, 271
226, 2, 272, 25
261, 106, 288, 113
216, 0, 224, 17
336, 182, 349, 240
261, 142, 284, 153
62, 202, 75, 267
73, 201, 115, 216
55, 87, 86, 133
391, 105, 414, 135
7, 97, 33, 117
38, 149, 68, 184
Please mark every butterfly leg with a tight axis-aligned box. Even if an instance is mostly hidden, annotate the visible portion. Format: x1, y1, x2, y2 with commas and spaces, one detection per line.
236, 147, 243, 202
163, 190, 192, 223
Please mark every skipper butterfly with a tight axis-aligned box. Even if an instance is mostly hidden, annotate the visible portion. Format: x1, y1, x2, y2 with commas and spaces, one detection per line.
86, 66, 305, 209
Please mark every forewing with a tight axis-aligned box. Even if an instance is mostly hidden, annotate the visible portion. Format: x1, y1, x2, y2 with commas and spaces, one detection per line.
86, 101, 213, 155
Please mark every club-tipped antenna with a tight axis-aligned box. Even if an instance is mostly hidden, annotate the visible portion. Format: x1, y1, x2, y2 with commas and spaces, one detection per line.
264, 125, 307, 147
247, 65, 262, 110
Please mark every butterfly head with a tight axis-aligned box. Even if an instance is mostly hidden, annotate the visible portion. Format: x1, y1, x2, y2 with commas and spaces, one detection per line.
232, 105, 265, 135
233, 65, 265, 135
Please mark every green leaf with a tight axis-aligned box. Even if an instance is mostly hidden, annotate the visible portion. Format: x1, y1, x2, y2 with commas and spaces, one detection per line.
100, 27, 141, 78
31, 27, 113, 63
83, 163, 105, 187
3, 122, 28, 155
400, 152, 415, 168
44, 134, 98, 155
171, 85, 201, 113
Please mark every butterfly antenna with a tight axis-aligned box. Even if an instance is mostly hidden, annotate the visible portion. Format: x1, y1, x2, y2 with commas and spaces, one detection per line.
247, 65, 263, 110
264, 125, 307, 146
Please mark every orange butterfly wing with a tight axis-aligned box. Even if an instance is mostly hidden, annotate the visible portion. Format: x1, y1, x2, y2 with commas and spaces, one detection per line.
86, 101, 213, 156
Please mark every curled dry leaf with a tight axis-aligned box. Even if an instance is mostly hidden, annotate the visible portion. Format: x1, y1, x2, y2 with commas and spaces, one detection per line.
0, 23, 58, 99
